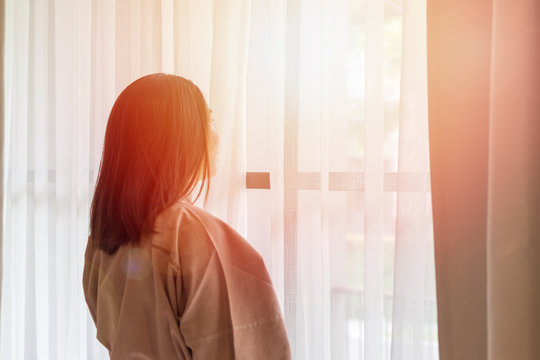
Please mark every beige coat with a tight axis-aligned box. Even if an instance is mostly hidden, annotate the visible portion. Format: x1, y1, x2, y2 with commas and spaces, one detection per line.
83, 200, 291, 359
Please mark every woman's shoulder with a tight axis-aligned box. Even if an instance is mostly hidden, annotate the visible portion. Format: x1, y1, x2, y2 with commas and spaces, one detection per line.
156, 200, 236, 239
153, 200, 264, 267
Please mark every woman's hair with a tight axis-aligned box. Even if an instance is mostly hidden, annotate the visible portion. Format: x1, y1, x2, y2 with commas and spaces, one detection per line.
90, 73, 212, 255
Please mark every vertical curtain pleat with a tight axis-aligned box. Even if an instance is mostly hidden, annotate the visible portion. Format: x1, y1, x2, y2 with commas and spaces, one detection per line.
130, 0, 142, 78
283, 0, 300, 356
53, 1, 72, 357
53, 0, 92, 357
89, 2, 114, 357
91, 0, 115, 179
391, 0, 437, 359
364, 0, 385, 358
187, 1, 213, 95
74, 1, 92, 358
427, 0, 492, 358
160, 0, 174, 74
487, 0, 540, 358
325, 2, 349, 359
318, 0, 331, 358
265, 0, 286, 316
140, 0, 161, 75
297, 1, 324, 358
115, 0, 131, 93
244, 0, 287, 314
174, 0, 190, 77
46, 3, 57, 358
26, 0, 37, 357
33, 0, 50, 358
1, 0, 30, 358
0, 0, 4, 351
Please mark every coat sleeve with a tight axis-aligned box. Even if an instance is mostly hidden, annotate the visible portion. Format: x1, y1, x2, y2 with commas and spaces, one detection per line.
175, 209, 291, 360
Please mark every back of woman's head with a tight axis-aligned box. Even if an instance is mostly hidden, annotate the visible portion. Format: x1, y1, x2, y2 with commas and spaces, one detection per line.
90, 73, 212, 255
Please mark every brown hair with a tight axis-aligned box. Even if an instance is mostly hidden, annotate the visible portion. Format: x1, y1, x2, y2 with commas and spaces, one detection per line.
90, 73, 212, 255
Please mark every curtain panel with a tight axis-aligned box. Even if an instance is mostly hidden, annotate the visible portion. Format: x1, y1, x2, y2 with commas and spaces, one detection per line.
1, 0, 438, 359
427, 0, 540, 359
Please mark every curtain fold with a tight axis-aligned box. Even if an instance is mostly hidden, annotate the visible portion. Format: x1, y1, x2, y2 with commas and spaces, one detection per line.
1, 0, 438, 359
427, 0, 491, 358
0, 0, 4, 346
487, 0, 540, 358
428, 0, 540, 359
390, 0, 435, 358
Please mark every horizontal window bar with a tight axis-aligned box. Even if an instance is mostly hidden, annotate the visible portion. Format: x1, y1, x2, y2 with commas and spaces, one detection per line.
22, 170, 431, 193
246, 171, 430, 192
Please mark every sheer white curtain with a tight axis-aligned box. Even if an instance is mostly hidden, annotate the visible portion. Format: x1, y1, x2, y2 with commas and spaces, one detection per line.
245, 0, 437, 359
1, 0, 437, 359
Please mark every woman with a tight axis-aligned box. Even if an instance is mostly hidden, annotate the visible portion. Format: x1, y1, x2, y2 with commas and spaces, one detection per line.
83, 73, 291, 359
